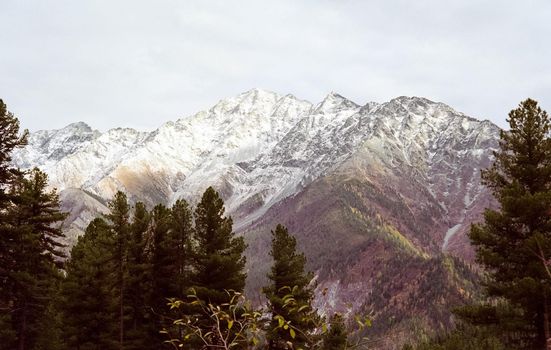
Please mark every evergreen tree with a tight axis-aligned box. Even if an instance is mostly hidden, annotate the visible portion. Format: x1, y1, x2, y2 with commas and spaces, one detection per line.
16, 168, 67, 261
263, 224, 319, 349
192, 187, 246, 305
0, 99, 28, 202
466, 99, 551, 348
34, 284, 65, 350
149, 201, 195, 302
0, 99, 28, 347
169, 199, 194, 297
145, 200, 196, 347
148, 203, 173, 305
147, 202, 174, 346
7, 168, 67, 350
322, 313, 348, 350
105, 191, 131, 350
164, 200, 196, 343
126, 202, 153, 350
60, 218, 118, 350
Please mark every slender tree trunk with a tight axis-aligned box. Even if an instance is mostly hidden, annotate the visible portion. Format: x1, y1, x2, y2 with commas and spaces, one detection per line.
545, 292, 551, 350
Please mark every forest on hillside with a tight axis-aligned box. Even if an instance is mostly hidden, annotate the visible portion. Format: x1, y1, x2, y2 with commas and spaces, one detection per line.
2, 97, 551, 350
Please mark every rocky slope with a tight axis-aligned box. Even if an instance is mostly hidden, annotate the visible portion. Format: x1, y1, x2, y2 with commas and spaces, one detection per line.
12, 89, 500, 348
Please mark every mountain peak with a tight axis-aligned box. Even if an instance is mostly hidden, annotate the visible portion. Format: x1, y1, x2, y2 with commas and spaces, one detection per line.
389, 95, 436, 106
208, 88, 281, 116
315, 92, 359, 113
66, 121, 92, 129
38, 121, 94, 134
239, 87, 280, 98
237, 88, 281, 106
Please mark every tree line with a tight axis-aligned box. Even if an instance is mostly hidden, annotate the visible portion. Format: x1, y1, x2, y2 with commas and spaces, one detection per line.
0, 99, 358, 350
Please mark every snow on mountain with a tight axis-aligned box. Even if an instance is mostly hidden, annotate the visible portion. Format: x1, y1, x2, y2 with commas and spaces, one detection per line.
12, 89, 500, 253
12, 121, 100, 169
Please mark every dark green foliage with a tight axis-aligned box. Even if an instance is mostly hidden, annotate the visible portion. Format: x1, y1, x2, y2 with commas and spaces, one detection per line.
160, 200, 196, 341
404, 324, 505, 350
59, 193, 201, 349
5, 168, 67, 350
264, 224, 319, 349
15, 168, 67, 262
169, 199, 194, 297
61, 199, 154, 350
146, 203, 176, 347
140, 201, 195, 347
455, 302, 535, 338
33, 287, 65, 350
60, 218, 118, 350
105, 191, 131, 349
0, 100, 29, 348
322, 313, 348, 350
149, 204, 174, 306
0, 99, 28, 201
192, 187, 247, 305
126, 202, 154, 350
464, 99, 551, 347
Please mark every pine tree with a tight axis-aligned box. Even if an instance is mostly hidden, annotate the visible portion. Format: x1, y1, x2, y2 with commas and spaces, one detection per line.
60, 218, 118, 350
148, 203, 173, 304
126, 202, 153, 350
322, 313, 348, 350
164, 199, 196, 342
15, 168, 67, 261
0, 99, 28, 202
151, 201, 195, 300
466, 98, 551, 348
263, 224, 319, 349
147, 202, 174, 345
192, 187, 247, 305
7, 168, 67, 350
169, 199, 194, 297
0, 99, 28, 348
105, 191, 131, 350
34, 282, 65, 350
145, 200, 196, 347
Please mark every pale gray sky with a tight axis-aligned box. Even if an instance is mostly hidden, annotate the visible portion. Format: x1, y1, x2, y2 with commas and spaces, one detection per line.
1, 0, 550, 131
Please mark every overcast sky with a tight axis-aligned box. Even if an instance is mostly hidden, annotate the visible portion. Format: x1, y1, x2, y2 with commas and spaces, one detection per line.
1, 0, 550, 131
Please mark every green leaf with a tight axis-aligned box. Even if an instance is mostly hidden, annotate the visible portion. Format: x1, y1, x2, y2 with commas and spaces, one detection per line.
227, 320, 234, 330
290, 328, 296, 339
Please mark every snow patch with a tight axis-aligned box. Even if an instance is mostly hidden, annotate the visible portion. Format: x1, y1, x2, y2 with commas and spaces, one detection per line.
442, 223, 462, 250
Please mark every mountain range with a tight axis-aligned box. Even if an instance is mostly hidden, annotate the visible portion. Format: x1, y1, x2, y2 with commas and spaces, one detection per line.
12, 89, 500, 348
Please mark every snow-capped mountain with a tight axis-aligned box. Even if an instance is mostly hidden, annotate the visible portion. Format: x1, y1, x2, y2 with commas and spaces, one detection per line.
12, 89, 501, 347
12, 88, 499, 254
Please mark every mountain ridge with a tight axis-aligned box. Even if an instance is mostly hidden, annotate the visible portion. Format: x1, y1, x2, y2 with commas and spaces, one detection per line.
12, 88, 501, 348
12, 89, 499, 252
